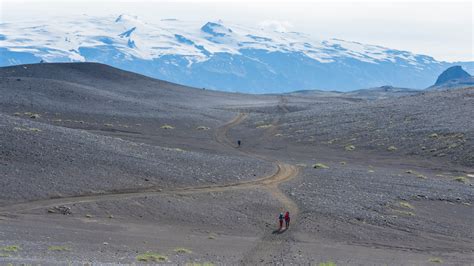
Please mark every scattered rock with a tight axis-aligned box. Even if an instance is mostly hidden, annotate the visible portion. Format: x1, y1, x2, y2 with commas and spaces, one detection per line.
48, 205, 71, 215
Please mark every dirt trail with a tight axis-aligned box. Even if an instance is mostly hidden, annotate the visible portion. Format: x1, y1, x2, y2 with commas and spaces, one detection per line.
0, 100, 300, 264
213, 106, 299, 215
0, 108, 299, 217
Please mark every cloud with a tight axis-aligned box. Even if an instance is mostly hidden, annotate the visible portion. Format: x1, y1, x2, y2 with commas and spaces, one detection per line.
258, 20, 293, 32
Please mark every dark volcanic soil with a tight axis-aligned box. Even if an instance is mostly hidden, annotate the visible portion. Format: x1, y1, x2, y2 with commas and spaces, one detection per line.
0, 63, 472, 265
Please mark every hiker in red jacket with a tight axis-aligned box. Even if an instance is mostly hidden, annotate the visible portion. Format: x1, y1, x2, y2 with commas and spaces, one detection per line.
284, 211, 290, 228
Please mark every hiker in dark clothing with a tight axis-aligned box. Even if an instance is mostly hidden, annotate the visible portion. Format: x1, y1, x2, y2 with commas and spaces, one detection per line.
278, 212, 284, 230
284, 211, 290, 228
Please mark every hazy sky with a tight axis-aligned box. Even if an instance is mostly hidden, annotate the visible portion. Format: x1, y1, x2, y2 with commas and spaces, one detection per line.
1, 0, 472, 62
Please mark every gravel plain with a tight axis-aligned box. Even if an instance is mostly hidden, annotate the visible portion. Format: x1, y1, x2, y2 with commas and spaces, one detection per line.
0, 63, 472, 265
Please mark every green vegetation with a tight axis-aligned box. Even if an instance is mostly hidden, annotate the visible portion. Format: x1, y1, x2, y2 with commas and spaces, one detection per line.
2, 245, 20, 252
174, 247, 192, 254
19, 112, 41, 119
104, 123, 113, 127
429, 133, 439, 138
161, 124, 175, 129
405, 170, 414, 174
319, 261, 336, 266
340, 161, 346, 165
185, 263, 215, 266
164, 147, 185, 152
448, 143, 458, 149
85, 214, 92, 218
416, 174, 427, 179
313, 163, 329, 169
48, 246, 71, 251
13, 127, 42, 132
136, 252, 168, 262
454, 176, 469, 183
399, 201, 414, 210
387, 145, 397, 151
327, 139, 337, 144
256, 124, 272, 129
393, 209, 415, 216
429, 257, 443, 263
345, 145, 355, 151
196, 126, 210, 130
0, 253, 10, 257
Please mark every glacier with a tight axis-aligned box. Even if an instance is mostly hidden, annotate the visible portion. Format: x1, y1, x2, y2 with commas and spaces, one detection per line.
0, 14, 472, 93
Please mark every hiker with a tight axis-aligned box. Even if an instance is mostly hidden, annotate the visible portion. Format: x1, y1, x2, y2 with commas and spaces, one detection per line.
284, 211, 290, 228
278, 212, 284, 230
237, 140, 241, 147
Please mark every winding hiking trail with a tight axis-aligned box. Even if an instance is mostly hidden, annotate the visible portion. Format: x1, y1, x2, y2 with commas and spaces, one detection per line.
0, 106, 300, 222
214, 111, 299, 217
0, 100, 300, 263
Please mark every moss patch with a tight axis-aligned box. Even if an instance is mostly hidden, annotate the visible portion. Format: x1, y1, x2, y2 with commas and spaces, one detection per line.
429, 257, 443, 263
345, 145, 355, 151
399, 201, 414, 210
313, 163, 329, 169
161, 124, 175, 130
2, 245, 20, 252
387, 145, 397, 151
454, 176, 469, 183
174, 247, 192, 254
136, 252, 168, 262
319, 261, 336, 266
48, 246, 71, 251
14, 127, 42, 132
393, 209, 415, 216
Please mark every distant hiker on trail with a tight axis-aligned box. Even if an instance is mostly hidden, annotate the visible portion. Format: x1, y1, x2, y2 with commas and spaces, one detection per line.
284, 211, 290, 228
237, 140, 241, 147
278, 212, 284, 230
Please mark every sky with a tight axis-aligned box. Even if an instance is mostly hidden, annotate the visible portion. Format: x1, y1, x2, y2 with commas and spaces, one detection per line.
1, 0, 472, 62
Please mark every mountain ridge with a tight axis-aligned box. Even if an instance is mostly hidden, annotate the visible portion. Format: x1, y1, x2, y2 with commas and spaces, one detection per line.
1, 14, 473, 93
434, 65, 471, 86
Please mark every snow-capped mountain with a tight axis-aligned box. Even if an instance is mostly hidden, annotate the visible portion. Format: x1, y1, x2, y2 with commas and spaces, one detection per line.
1, 14, 472, 92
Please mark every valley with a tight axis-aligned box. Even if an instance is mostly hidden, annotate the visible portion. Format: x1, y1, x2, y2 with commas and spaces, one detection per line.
0, 63, 472, 264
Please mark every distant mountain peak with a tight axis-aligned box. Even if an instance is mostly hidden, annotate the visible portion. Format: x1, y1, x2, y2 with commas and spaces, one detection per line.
434, 66, 471, 86
115, 14, 139, 23
119, 27, 137, 38
201, 22, 233, 37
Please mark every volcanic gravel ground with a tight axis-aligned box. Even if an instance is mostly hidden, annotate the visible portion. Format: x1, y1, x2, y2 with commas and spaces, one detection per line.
0, 113, 274, 204
0, 63, 473, 265
281, 88, 474, 167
